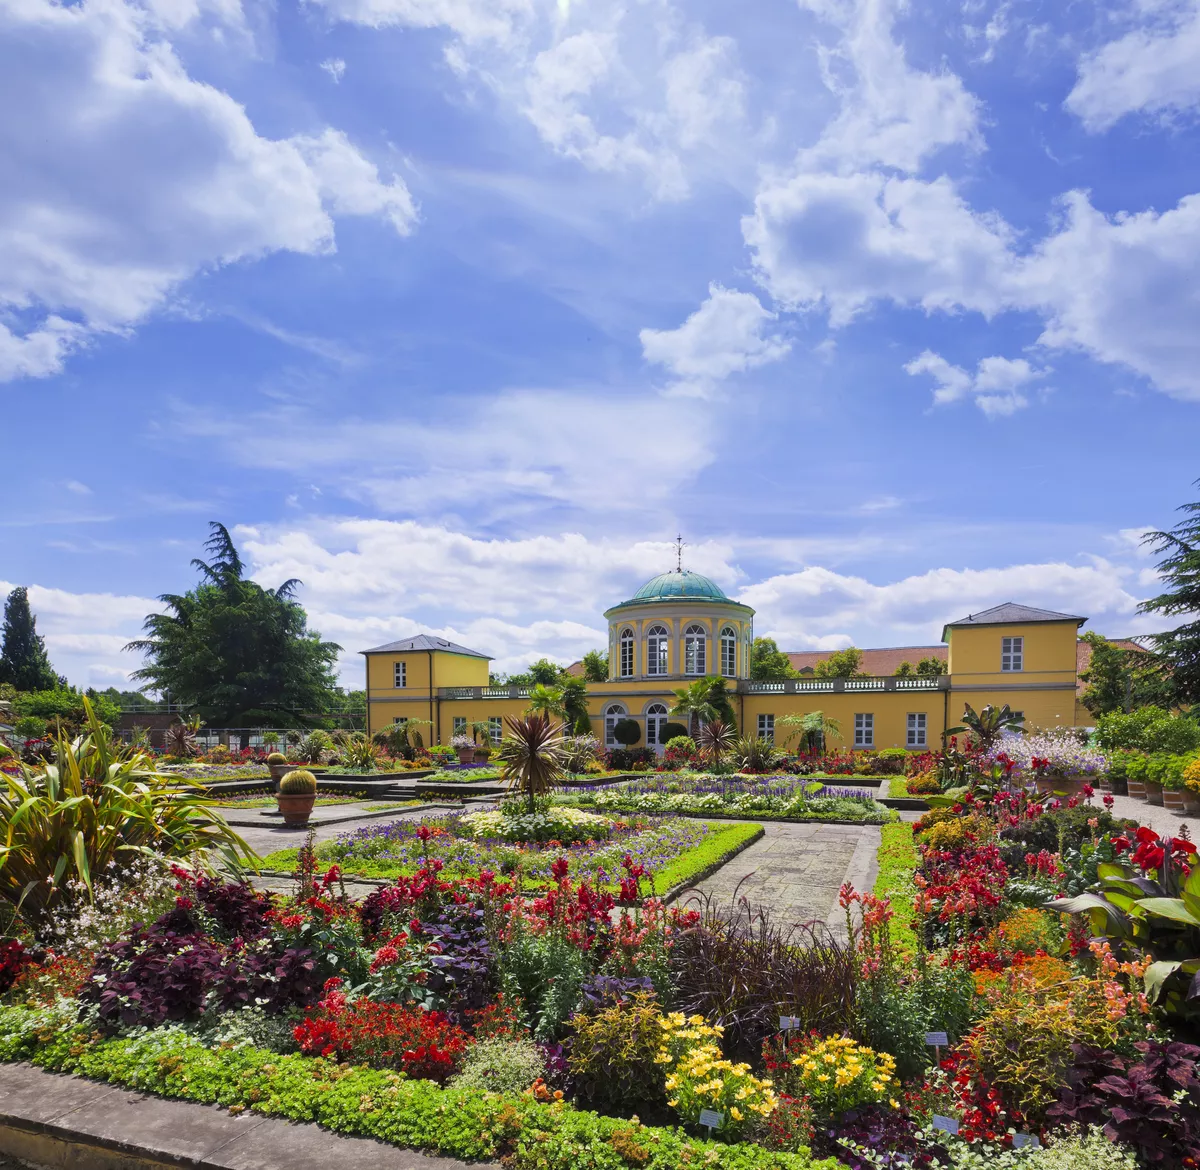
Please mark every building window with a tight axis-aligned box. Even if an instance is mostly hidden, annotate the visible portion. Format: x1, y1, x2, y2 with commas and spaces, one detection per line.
452, 716, 466, 736
604, 704, 627, 747
684, 624, 707, 675
758, 713, 775, 742
1001, 636, 1023, 672
487, 716, 503, 743
907, 713, 927, 748
647, 625, 669, 675
619, 628, 635, 678
394, 661, 406, 688
646, 703, 669, 746
720, 626, 737, 677
854, 713, 874, 747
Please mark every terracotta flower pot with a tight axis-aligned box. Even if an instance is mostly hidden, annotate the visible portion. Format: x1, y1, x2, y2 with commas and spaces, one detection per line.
1035, 773, 1087, 800
1126, 779, 1147, 800
457, 748, 474, 765
1183, 790, 1200, 816
473, 750, 492, 764
1163, 789, 1187, 813
1108, 776, 1129, 797
1144, 780, 1164, 807
276, 792, 316, 826
1098, 775, 1112, 791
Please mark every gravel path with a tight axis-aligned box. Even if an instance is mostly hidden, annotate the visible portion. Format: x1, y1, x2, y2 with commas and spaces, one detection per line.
1103, 791, 1198, 839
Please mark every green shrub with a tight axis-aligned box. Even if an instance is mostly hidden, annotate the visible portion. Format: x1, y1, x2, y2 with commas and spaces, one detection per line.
448, 1037, 545, 1094
568, 993, 667, 1111
665, 736, 697, 755
613, 718, 641, 747
1025, 1128, 1140, 1170
661, 723, 689, 744
279, 769, 317, 794
500, 931, 586, 1041
1095, 707, 1200, 754
14, 716, 47, 739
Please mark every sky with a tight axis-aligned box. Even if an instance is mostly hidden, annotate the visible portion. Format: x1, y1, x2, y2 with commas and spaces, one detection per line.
2, 0, 1198, 689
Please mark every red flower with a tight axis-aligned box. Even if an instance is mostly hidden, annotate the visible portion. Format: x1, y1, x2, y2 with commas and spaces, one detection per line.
550, 856, 570, 882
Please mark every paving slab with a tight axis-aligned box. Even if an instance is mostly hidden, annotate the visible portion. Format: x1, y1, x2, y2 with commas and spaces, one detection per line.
0, 1063, 492, 1170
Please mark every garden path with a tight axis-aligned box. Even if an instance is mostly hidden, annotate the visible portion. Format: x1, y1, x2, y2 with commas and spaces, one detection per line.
1103, 792, 1198, 840
675, 821, 882, 939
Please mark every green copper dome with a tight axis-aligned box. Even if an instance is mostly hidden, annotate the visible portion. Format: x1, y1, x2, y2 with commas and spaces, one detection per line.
630, 570, 730, 602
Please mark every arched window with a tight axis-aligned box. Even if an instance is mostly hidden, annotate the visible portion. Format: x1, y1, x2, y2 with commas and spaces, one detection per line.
684, 624, 707, 675
720, 626, 737, 677
604, 703, 628, 747
645, 702, 669, 747
619, 628, 635, 678
646, 625, 669, 675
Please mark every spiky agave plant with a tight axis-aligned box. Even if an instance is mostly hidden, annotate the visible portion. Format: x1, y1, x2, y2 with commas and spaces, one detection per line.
497, 712, 565, 812
0, 698, 253, 929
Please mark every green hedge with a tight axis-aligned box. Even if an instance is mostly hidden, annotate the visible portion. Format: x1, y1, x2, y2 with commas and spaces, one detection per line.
0, 1005, 837, 1170
873, 822, 918, 956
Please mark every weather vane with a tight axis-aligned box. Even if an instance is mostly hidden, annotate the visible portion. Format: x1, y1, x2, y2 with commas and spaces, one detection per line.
674, 534, 686, 573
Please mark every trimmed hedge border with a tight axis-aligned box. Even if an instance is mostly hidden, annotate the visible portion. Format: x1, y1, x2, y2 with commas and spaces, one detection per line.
0, 1007, 838, 1170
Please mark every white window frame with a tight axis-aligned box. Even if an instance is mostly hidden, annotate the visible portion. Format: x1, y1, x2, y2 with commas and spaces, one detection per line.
1001, 636, 1024, 672
720, 626, 737, 677
854, 713, 874, 748
683, 624, 707, 675
452, 716, 467, 736
646, 625, 669, 676
907, 712, 927, 748
394, 661, 407, 688
645, 703, 669, 747
757, 713, 775, 742
619, 628, 635, 678
604, 704, 627, 748
487, 716, 503, 743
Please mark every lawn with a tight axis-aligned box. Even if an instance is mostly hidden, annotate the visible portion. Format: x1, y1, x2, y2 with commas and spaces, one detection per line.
260, 811, 762, 896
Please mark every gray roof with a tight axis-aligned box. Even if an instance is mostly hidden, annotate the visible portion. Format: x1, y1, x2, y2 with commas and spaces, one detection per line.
360, 634, 491, 659
942, 602, 1086, 641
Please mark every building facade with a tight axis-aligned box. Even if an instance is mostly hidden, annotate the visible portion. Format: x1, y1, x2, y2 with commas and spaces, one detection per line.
362, 573, 1087, 751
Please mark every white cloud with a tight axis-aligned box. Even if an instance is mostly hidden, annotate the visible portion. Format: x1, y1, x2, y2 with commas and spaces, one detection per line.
905, 350, 1043, 417
176, 387, 719, 516
308, 0, 749, 200
744, 171, 1015, 325
1067, 2, 1200, 131
320, 57, 346, 82
0, 0, 416, 383
639, 283, 790, 396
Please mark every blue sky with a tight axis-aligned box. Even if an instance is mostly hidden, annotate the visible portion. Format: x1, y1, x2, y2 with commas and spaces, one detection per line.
3, 0, 1198, 688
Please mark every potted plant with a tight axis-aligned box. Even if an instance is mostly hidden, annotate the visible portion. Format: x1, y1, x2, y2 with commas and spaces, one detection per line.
266, 751, 291, 787
451, 733, 474, 765
1125, 752, 1148, 800
474, 743, 493, 764
1159, 754, 1190, 812
1183, 760, 1200, 816
277, 768, 318, 826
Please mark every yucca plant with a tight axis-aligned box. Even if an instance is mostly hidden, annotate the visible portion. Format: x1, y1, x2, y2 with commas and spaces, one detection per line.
498, 712, 565, 811
0, 699, 253, 930
296, 729, 332, 764
163, 717, 201, 758
699, 718, 736, 768
343, 734, 379, 772
734, 735, 779, 774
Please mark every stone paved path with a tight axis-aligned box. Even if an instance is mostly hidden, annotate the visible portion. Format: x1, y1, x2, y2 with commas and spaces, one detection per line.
676, 820, 882, 937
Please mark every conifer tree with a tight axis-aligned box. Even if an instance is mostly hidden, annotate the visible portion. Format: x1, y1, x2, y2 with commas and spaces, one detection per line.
0, 587, 58, 691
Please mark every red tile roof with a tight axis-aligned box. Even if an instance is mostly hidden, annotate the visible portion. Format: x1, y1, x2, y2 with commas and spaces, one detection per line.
786, 646, 947, 676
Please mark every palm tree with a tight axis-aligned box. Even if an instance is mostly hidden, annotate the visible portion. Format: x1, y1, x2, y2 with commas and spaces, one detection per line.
945, 703, 1025, 751
776, 710, 842, 753
526, 683, 567, 723
671, 679, 718, 737
498, 712, 566, 811
559, 676, 592, 734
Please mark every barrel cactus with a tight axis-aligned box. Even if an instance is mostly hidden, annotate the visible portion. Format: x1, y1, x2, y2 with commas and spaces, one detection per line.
266, 751, 288, 764
279, 769, 318, 795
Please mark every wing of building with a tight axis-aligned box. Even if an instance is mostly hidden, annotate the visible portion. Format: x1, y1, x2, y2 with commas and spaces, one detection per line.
362, 578, 1092, 751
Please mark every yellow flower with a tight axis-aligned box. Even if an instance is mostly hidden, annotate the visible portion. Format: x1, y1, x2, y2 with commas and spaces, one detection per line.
817, 1074, 829, 1082
731, 1107, 743, 1121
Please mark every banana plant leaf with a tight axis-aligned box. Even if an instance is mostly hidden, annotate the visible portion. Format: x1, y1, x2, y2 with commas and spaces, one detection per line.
1135, 897, 1200, 926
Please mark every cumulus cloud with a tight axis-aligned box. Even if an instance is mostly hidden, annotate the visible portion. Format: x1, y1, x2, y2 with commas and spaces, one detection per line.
905, 350, 1044, 417
1067, 2, 1200, 131
639, 284, 789, 396
0, 0, 416, 384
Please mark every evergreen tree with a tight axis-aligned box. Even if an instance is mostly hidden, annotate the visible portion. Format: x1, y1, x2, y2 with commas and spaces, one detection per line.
0, 587, 58, 691
126, 523, 342, 726
1079, 632, 1173, 716
1138, 490, 1200, 705
750, 636, 798, 680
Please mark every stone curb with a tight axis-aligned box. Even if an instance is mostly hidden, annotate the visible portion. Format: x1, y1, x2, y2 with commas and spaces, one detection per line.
0, 1062, 489, 1170
220, 801, 459, 829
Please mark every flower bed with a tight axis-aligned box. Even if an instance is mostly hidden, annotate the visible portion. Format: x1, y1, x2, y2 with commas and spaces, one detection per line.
260, 812, 761, 895
567, 774, 893, 824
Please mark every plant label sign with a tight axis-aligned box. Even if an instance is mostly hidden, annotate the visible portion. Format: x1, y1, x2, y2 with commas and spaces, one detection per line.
932, 1116, 960, 1136
779, 1016, 802, 1031
1012, 1134, 1041, 1150
924, 1031, 949, 1047
698, 1110, 724, 1131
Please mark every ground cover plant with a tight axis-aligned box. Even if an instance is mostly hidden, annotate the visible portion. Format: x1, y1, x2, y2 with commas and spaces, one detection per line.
259, 801, 762, 894
566, 774, 894, 824
2, 718, 1197, 1170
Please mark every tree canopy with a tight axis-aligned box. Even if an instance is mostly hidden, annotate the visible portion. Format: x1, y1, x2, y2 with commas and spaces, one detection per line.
1138, 488, 1200, 705
750, 637, 798, 680
1078, 632, 1172, 716
126, 523, 342, 726
580, 650, 608, 682
0, 587, 58, 691
813, 646, 865, 679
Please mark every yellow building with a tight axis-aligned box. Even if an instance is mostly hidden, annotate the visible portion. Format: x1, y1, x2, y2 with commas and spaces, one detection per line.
362, 575, 1087, 752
